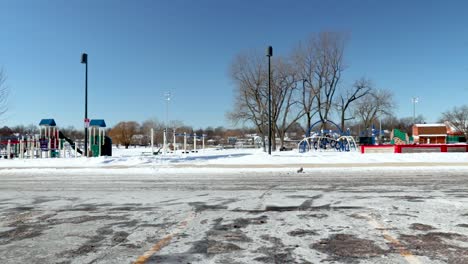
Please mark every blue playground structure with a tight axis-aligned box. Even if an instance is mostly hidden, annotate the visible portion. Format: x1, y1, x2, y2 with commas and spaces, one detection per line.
298, 120, 357, 152
359, 125, 385, 145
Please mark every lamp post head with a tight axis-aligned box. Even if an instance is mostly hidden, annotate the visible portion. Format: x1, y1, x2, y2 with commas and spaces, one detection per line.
81, 53, 88, 64
266, 46, 273, 57
165, 91, 171, 101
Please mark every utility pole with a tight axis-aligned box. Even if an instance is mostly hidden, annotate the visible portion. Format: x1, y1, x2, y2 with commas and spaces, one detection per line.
266, 46, 273, 155
81, 53, 88, 157
412, 97, 419, 124
164, 91, 171, 154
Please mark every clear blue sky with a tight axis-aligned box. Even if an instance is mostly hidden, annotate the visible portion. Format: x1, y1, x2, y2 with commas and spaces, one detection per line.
1, 0, 468, 129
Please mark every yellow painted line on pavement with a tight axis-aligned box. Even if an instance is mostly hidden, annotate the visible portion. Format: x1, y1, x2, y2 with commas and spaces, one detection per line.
360, 213, 421, 264
133, 211, 196, 264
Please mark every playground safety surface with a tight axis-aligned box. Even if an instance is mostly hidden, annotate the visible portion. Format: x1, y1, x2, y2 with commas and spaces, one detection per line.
1, 168, 468, 263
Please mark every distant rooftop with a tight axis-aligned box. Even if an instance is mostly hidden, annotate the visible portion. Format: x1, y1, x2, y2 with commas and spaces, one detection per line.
413, 123, 446, 127
415, 134, 447, 137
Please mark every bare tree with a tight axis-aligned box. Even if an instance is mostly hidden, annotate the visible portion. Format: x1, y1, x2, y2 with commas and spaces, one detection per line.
336, 78, 372, 131
293, 32, 350, 132
271, 57, 304, 148
25, 124, 40, 136
0, 69, 9, 121
292, 41, 319, 135
228, 33, 382, 144
11, 125, 26, 134
227, 51, 269, 144
354, 88, 395, 135
228, 51, 305, 150
141, 118, 164, 146
108, 121, 139, 148
60, 126, 83, 141
440, 105, 468, 138
0, 126, 12, 136
309, 32, 346, 129
396, 115, 425, 134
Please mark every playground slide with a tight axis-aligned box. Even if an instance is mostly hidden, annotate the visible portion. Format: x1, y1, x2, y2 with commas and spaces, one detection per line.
391, 129, 409, 145
58, 131, 83, 155
153, 146, 163, 155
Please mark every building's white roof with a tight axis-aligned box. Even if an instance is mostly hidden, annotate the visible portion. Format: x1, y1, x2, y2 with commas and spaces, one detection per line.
414, 123, 446, 127
416, 134, 447, 137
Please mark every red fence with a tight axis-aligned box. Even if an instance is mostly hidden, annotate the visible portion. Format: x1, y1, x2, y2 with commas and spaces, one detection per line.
361, 144, 468, 154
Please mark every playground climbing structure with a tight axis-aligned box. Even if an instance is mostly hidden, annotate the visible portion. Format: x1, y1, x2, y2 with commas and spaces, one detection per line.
298, 120, 357, 152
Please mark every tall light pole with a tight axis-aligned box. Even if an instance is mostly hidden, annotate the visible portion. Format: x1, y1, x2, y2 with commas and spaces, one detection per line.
302, 78, 311, 137
164, 91, 171, 154
261, 108, 266, 152
379, 114, 382, 143
81, 53, 88, 157
266, 46, 273, 155
411, 97, 419, 124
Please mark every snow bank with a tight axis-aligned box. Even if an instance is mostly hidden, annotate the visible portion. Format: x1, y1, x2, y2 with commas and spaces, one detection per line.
1, 147, 468, 171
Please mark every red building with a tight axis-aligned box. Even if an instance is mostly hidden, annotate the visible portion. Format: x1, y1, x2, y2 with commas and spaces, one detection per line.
412, 124, 447, 144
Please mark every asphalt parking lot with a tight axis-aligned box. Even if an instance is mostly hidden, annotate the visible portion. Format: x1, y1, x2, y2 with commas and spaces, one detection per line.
1, 167, 468, 264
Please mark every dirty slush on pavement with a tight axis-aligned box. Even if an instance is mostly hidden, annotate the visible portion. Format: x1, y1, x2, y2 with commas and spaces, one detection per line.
1, 170, 468, 263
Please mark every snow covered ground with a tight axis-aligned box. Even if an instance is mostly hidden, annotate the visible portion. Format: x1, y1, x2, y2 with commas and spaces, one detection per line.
1, 147, 468, 263
1, 147, 468, 174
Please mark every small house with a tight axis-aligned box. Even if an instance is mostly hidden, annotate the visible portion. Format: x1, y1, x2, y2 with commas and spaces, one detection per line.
412, 124, 446, 144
